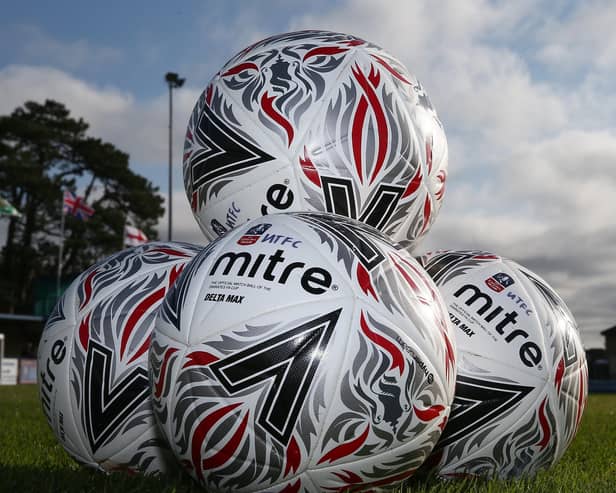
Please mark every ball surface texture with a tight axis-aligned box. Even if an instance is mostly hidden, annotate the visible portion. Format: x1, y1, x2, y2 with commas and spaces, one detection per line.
417, 250, 588, 479
37, 241, 201, 474
184, 30, 447, 251
151, 212, 456, 492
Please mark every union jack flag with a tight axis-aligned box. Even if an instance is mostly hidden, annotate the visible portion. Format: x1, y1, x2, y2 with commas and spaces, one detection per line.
63, 190, 95, 220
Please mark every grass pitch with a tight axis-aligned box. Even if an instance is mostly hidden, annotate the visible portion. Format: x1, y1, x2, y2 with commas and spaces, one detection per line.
0, 385, 614, 492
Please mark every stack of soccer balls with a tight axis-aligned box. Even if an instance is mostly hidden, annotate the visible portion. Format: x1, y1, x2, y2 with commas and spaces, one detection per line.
38, 30, 587, 491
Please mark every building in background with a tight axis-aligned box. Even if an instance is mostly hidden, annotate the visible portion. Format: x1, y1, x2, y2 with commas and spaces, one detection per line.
600, 325, 616, 380
586, 348, 609, 380
0, 275, 74, 358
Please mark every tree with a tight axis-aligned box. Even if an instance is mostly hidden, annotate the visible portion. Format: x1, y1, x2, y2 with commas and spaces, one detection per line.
0, 100, 164, 313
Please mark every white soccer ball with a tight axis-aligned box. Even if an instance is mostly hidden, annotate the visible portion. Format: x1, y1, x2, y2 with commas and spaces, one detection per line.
150, 212, 456, 492
37, 242, 202, 474
417, 250, 588, 479
184, 30, 448, 251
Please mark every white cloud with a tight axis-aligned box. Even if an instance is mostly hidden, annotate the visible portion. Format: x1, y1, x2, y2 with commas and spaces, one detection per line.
157, 187, 209, 246
502, 130, 616, 229
0, 65, 202, 165
0, 65, 131, 116
535, 0, 616, 72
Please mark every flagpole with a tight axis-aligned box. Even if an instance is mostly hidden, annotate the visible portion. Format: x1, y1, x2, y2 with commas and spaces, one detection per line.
57, 197, 66, 298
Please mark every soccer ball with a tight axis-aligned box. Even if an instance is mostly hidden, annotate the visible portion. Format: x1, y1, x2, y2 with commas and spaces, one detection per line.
150, 212, 456, 492
417, 250, 588, 479
37, 242, 202, 474
184, 30, 448, 251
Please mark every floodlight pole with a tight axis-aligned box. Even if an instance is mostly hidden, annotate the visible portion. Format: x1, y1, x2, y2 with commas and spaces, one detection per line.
165, 72, 185, 242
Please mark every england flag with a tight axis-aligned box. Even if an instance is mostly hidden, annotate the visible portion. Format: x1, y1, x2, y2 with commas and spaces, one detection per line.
124, 225, 148, 246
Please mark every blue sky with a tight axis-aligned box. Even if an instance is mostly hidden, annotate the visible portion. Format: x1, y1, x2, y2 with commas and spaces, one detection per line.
1, 0, 615, 349
1, 1, 219, 97
1, 1, 332, 100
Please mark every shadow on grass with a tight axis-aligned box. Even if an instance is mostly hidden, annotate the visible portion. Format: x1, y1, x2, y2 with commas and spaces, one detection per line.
0, 465, 202, 493
0, 464, 490, 493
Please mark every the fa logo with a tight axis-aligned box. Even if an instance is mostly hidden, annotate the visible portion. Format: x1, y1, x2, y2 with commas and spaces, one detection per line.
485, 272, 515, 293
237, 223, 272, 245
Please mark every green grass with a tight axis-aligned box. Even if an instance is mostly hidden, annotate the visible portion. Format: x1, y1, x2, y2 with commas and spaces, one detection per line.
0, 385, 614, 492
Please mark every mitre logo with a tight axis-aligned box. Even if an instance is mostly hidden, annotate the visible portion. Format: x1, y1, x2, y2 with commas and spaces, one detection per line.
453, 283, 543, 368
209, 248, 333, 295
40, 339, 67, 426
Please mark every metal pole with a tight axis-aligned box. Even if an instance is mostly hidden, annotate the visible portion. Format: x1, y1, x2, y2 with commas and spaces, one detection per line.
165, 72, 184, 241
56, 207, 65, 298
168, 82, 173, 242
0, 333, 4, 385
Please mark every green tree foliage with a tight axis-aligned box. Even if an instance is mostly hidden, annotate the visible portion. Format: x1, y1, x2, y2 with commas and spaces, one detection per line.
0, 99, 164, 312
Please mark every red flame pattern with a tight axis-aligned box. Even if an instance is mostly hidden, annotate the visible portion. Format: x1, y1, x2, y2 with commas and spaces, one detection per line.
190, 403, 242, 482
318, 425, 370, 465
261, 92, 294, 147
360, 311, 404, 375
299, 146, 322, 187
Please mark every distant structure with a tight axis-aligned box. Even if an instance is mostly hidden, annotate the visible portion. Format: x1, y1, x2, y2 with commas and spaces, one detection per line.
600, 325, 616, 379
586, 348, 609, 380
